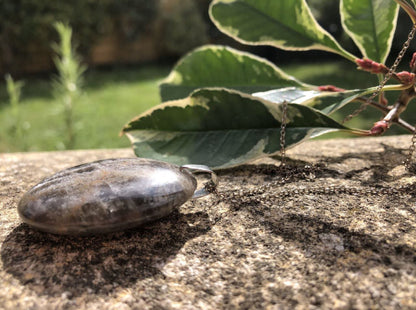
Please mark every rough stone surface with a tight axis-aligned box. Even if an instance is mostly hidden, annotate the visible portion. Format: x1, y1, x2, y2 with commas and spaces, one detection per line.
1, 136, 416, 309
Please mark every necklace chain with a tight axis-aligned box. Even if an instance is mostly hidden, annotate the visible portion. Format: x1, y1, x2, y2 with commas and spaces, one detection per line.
279, 100, 288, 167
404, 129, 416, 172
216, 162, 416, 204
343, 23, 416, 124
216, 25, 416, 202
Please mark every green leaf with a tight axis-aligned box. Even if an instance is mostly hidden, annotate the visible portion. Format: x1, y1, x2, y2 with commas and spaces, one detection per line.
123, 88, 356, 169
340, 0, 399, 63
253, 87, 366, 115
209, 0, 357, 62
160, 45, 308, 102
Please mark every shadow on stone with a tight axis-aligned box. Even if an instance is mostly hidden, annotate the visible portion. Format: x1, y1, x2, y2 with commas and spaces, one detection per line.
226, 142, 411, 186
247, 206, 416, 270
1, 210, 210, 298
216, 142, 416, 271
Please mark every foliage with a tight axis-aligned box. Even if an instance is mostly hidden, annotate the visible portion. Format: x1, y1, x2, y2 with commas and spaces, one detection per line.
340, 0, 399, 63
5, 75, 24, 114
0, 1, 104, 58
0, 0, 158, 72
160, 0, 209, 56
110, 0, 159, 40
0, 66, 168, 153
52, 22, 86, 150
123, 88, 352, 169
4, 74, 26, 149
3, 62, 413, 153
123, 0, 416, 169
159, 45, 308, 101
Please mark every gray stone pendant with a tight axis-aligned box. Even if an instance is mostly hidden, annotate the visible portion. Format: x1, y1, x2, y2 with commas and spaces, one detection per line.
18, 158, 217, 235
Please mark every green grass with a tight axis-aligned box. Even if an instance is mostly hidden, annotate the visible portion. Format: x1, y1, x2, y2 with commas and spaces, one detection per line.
0, 66, 170, 152
1, 60, 415, 153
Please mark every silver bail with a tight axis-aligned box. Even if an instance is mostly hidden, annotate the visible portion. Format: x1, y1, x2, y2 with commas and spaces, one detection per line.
180, 164, 218, 198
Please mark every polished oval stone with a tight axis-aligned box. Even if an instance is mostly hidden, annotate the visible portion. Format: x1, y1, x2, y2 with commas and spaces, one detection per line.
18, 158, 197, 235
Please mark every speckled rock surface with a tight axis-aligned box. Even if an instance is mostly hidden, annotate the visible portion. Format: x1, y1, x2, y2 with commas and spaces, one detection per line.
18, 158, 197, 235
1, 136, 416, 309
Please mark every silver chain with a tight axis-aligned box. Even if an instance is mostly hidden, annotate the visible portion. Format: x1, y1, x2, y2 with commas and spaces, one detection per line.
218, 180, 415, 204
279, 100, 288, 167
216, 99, 416, 202
215, 24, 416, 204
405, 129, 416, 172
343, 23, 416, 124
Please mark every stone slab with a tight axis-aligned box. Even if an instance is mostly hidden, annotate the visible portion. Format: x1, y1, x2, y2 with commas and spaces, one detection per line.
1, 136, 416, 309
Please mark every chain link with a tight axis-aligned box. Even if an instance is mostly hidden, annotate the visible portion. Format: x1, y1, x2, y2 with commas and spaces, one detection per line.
215, 24, 416, 205
343, 23, 416, 124
405, 129, 416, 172
218, 180, 416, 204
279, 100, 288, 167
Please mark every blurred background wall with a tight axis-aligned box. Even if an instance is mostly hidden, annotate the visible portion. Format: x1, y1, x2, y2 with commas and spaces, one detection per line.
1, 0, 414, 76
0, 0, 211, 76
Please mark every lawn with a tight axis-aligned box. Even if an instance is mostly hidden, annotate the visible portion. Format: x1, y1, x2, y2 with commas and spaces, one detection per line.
1, 59, 415, 153
0, 66, 170, 152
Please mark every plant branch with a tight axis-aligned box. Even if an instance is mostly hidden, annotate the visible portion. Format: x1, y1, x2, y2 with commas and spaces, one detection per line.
354, 96, 415, 133
355, 97, 389, 113
397, 118, 416, 132
385, 87, 416, 122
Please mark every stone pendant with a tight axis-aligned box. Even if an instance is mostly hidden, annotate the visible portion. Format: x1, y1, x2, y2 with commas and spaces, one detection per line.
18, 158, 217, 235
